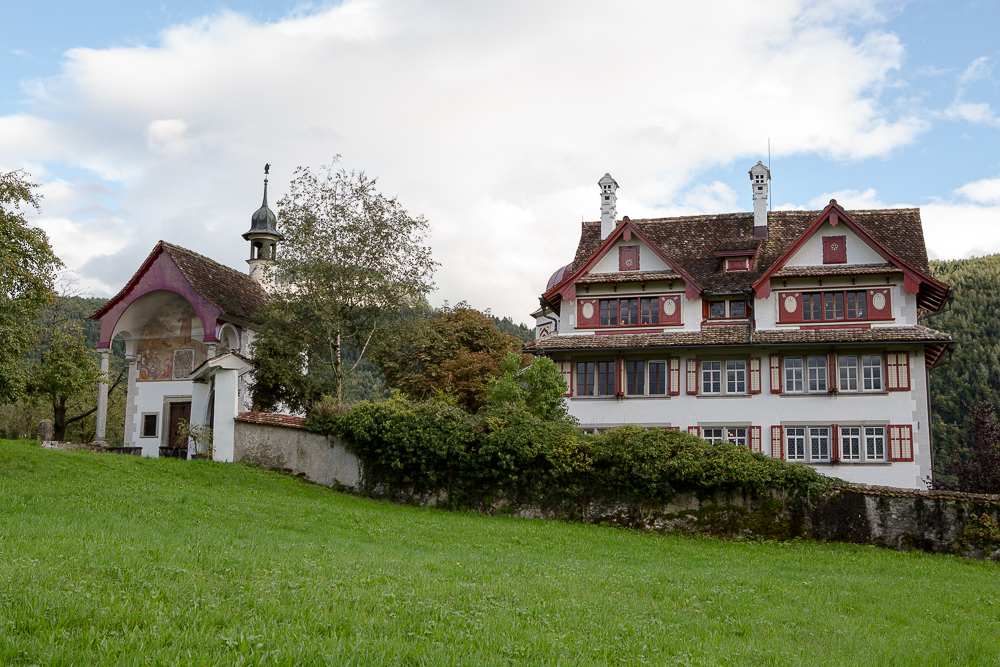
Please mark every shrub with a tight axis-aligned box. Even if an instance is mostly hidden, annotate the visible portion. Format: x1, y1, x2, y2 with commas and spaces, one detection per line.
310, 397, 833, 508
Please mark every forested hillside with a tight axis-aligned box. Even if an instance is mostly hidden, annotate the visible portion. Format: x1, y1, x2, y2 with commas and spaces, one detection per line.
492, 315, 534, 343
923, 255, 1000, 482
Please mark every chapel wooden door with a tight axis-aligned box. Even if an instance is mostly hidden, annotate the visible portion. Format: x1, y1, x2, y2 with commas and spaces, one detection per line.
168, 402, 191, 448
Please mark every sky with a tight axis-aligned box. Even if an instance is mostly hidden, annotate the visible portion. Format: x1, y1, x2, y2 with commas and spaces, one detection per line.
2, 0, 1000, 323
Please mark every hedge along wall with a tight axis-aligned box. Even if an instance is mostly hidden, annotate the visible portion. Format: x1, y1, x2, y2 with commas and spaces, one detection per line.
303, 398, 1000, 560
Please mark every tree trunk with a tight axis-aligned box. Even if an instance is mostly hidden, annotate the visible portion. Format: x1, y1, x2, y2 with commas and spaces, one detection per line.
53, 394, 68, 441
335, 331, 343, 403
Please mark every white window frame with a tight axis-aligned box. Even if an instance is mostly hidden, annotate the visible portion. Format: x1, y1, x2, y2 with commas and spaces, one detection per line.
702, 426, 748, 447
807, 357, 827, 393
786, 427, 806, 460
838, 425, 887, 463
701, 360, 747, 395
784, 357, 804, 393
809, 427, 831, 462
785, 356, 827, 394
862, 355, 883, 391
839, 355, 859, 392
786, 426, 831, 462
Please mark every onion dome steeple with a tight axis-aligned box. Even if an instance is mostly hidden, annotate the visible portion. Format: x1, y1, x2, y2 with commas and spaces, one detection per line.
244, 163, 282, 285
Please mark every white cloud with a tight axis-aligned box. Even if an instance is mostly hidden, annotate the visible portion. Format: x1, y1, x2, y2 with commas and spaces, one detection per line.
955, 177, 1000, 205
807, 187, 911, 210
0, 0, 927, 320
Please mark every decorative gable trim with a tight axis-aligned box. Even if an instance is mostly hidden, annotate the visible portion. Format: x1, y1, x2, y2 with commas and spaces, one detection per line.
752, 202, 949, 311
544, 220, 704, 303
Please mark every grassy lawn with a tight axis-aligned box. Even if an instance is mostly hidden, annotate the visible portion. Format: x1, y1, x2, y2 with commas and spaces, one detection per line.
0, 439, 997, 666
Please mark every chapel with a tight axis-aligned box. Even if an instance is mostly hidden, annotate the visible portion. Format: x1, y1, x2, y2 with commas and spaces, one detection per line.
89, 167, 280, 460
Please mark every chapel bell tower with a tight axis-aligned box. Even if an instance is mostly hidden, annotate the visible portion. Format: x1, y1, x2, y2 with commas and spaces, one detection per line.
243, 163, 282, 284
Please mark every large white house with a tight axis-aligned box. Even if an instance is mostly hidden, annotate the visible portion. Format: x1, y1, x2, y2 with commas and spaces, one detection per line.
527, 164, 953, 490
89, 169, 281, 460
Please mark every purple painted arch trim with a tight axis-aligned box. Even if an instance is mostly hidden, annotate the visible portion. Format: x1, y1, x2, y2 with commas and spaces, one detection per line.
94, 248, 223, 348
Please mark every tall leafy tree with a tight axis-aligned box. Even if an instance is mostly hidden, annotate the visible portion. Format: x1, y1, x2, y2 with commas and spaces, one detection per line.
0, 170, 62, 403
252, 160, 437, 412
372, 302, 528, 413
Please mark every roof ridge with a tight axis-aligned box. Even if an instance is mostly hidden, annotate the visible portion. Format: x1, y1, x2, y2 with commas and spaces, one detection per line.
160, 241, 258, 284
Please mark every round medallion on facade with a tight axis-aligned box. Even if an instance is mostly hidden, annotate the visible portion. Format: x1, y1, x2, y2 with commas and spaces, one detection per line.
872, 292, 886, 310
582, 302, 595, 319
665, 299, 676, 316
784, 295, 797, 313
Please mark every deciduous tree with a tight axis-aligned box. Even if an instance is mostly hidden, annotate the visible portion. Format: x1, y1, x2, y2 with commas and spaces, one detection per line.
0, 170, 62, 403
252, 159, 436, 413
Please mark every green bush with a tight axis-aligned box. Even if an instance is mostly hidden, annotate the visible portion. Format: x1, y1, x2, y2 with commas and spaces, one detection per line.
309, 397, 833, 508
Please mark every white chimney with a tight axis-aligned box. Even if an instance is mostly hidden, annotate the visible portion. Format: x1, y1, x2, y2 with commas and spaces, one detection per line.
749, 161, 770, 239
599, 173, 619, 239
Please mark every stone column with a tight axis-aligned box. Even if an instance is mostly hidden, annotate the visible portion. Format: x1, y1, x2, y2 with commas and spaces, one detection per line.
122, 354, 139, 447
92, 349, 111, 445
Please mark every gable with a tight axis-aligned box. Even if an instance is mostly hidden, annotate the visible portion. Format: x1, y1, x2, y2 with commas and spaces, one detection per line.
591, 237, 673, 274
785, 224, 886, 267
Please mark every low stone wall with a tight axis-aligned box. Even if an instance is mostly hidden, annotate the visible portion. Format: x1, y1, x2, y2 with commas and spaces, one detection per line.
495, 485, 1000, 559
233, 413, 361, 490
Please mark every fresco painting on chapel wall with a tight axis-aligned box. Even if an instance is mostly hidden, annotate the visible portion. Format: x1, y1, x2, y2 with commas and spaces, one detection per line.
136, 297, 208, 381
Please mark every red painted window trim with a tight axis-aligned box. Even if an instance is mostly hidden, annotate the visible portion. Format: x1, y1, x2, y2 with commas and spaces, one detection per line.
618, 245, 640, 272
668, 357, 681, 396
750, 425, 762, 453
686, 358, 698, 395
822, 235, 847, 264
688, 426, 700, 437
769, 354, 782, 393
749, 357, 762, 394
889, 425, 914, 461
886, 352, 911, 391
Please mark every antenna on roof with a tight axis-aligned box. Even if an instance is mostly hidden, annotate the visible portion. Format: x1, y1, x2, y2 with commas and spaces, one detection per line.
767, 139, 771, 213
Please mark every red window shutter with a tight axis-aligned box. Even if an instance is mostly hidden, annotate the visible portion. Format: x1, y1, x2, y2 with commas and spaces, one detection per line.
577, 298, 600, 328
615, 357, 623, 396
889, 425, 914, 461
686, 358, 698, 395
702, 299, 710, 320
668, 357, 681, 395
619, 245, 640, 271
828, 352, 838, 392
750, 425, 762, 453
688, 426, 700, 437
770, 425, 783, 459
667, 426, 680, 431
822, 235, 847, 264
749, 357, 762, 394
769, 354, 782, 393
886, 352, 909, 391
558, 360, 573, 397
830, 424, 840, 462
660, 295, 682, 325
777, 292, 804, 324
867, 288, 892, 320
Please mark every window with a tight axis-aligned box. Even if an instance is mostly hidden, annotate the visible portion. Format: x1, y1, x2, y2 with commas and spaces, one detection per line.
786, 427, 830, 462
786, 427, 806, 460
599, 298, 657, 327
802, 290, 870, 322
841, 427, 861, 461
577, 362, 594, 396
701, 360, 745, 394
597, 361, 615, 396
702, 361, 722, 394
839, 356, 858, 391
784, 357, 803, 392
703, 427, 747, 447
862, 355, 882, 391
807, 357, 827, 392
809, 427, 830, 462
141, 413, 159, 438
838, 425, 887, 462
640, 298, 659, 325
649, 361, 666, 395
627, 361, 644, 395
707, 299, 748, 320
727, 361, 746, 393
866, 426, 886, 461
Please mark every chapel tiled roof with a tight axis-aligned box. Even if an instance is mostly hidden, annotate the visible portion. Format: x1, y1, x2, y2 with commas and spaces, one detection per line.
568, 209, 929, 294
160, 242, 269, 323
235, 412, 307, 429
525, 325, 950, 352
773, 263, 894, 278
576, 270, 681, 285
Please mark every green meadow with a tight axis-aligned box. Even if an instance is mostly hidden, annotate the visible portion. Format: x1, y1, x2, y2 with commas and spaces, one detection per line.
0, 439, 997, 666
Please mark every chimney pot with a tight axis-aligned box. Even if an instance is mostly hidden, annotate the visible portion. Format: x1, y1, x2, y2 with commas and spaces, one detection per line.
599, 173, 619, 239
748, 161, 770, 239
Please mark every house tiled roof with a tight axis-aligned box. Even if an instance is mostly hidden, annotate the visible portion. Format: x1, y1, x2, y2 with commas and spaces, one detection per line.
569, 209, 929, 294
525, 326, 751, 351
525, 325, 950, 352
160, 242, 270, 324
773, 263, 894, 278
753, 325, 952, 345
235, 412, 307, 429
576, 270, 681, 285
